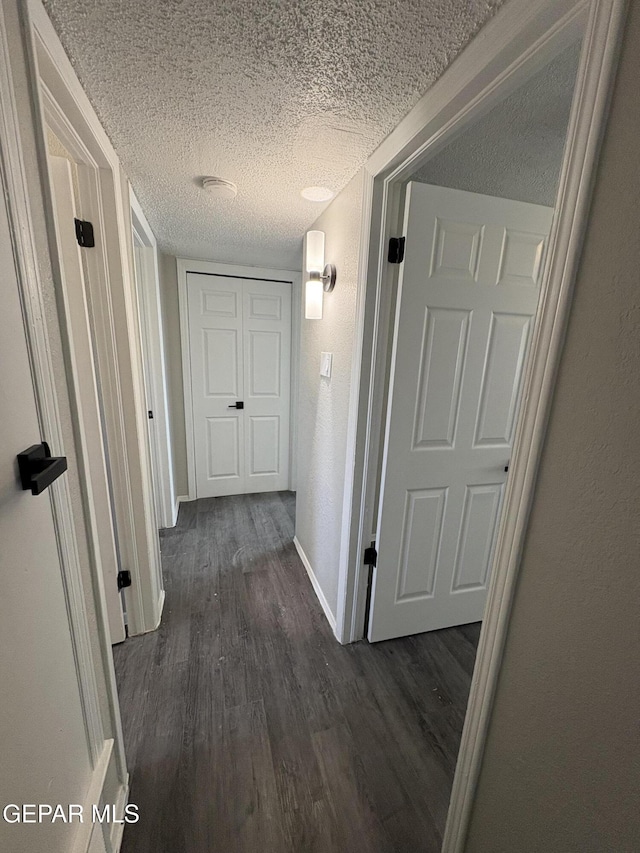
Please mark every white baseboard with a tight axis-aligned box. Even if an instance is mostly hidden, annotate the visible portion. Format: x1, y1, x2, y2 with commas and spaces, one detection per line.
153, 589, 165, 631
293, 536, 338, 638
173, 494, 190, 526
108, 777, 129, 852
73, 739, 129, 853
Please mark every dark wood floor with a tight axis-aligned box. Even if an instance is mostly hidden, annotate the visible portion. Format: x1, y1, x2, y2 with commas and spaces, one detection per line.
113, 491, 479, 853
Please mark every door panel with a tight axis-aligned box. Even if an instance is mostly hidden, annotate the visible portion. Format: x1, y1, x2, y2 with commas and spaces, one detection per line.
204, 328, 240, 396
188, 273, 291, 497
451, 483, 504, 591
473, 313, 532, 447
249, 416, 280, 474
248, 330, 281, 396
413, 308, 470, 449
369, 183, 553, 642
397, 488, 447, 600
206, 417, 241, 479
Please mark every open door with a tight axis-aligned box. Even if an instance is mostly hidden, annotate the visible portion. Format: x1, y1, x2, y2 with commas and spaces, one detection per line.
48, 155, 126, 644
368, 182, 553, 642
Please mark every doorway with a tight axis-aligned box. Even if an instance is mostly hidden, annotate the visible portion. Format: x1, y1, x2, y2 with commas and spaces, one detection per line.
34, 9, 164, 639
334, 0, 624, 846
130, 194, 176, 531
187, 273, 292, 497
178, 260, 300, 500
362, 38, 583, 643
46, 140, 127, 643
338, 7, 596, 646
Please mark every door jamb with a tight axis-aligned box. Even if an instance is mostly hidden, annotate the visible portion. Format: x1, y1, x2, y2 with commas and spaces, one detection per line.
130, 190, 176, 529
335, 0, 626, 849
177, 257, 301, 501
27, 0, 164, 636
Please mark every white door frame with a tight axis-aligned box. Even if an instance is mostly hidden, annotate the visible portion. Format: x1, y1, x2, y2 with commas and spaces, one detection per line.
1, 0, 128, 848
130, 190, 176, 529
177, 258, 302, 501
334, 0, 626, 848
47, 153, 128, 645
29, 0, 164, 636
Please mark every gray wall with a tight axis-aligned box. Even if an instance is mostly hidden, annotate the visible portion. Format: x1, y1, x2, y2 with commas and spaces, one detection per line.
158, 252, 188, 498
295, 170, 365, 619
414, 45, 580, 206
465, 6, 640, 851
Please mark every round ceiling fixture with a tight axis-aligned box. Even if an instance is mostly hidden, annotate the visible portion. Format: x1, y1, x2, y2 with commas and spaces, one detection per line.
202, 177, 238, 199
301, 186, 334, 202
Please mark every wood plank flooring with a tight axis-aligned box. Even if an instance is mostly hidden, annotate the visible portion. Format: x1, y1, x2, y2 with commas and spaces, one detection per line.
113, 491, 480, 853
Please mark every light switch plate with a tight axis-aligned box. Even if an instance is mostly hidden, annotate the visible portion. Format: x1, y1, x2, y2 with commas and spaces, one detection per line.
320, 351, 333, 378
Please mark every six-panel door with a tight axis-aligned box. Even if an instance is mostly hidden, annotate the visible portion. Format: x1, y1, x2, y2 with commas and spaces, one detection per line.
187, 273, 291, 498
368, 183, 553, 642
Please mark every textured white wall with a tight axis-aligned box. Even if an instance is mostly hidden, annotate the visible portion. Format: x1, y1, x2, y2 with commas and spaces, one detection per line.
295, 170, 365, 619
414, 44, 580, 206
465, 5, 640, 850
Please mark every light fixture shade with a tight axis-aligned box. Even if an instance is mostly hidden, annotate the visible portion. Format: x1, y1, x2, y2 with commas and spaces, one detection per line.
305, 230, 325, 274
305, 279, 323, 320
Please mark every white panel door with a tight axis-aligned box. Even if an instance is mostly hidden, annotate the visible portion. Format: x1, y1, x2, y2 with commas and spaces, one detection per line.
188, 273, 291, 497
0, 158, 94, 853
369, 182, 553, 642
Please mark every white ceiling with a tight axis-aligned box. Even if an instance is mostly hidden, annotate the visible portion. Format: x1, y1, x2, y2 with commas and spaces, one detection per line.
414, 43, 581, 206
43, 0, 505, 269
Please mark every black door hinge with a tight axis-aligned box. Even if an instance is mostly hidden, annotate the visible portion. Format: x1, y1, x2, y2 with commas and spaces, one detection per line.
117, 570, 132, 591
148, 410, 154, 419
74, 218, 95, 248
363, 546, 377, 567
363, 542, 377, 638
388, 236, 405, 264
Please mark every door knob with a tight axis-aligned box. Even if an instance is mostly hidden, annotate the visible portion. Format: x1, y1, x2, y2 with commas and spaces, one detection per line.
18, 442, 68, 495
228, 401, 244, 409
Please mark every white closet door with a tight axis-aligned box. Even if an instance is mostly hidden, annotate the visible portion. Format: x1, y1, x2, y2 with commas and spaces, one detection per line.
187, 273, 291, 498
242, 279, 291, 494
369, 182, 553, 642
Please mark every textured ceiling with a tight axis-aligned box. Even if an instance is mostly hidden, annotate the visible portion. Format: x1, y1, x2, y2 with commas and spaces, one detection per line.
43, 0, 505, 268
414, 43, 581, 206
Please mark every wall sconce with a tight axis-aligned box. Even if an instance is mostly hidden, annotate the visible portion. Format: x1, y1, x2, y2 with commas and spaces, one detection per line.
304, 230, 336, 320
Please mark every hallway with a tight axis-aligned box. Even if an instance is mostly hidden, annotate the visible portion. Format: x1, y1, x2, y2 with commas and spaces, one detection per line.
114, 492, 479, 853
